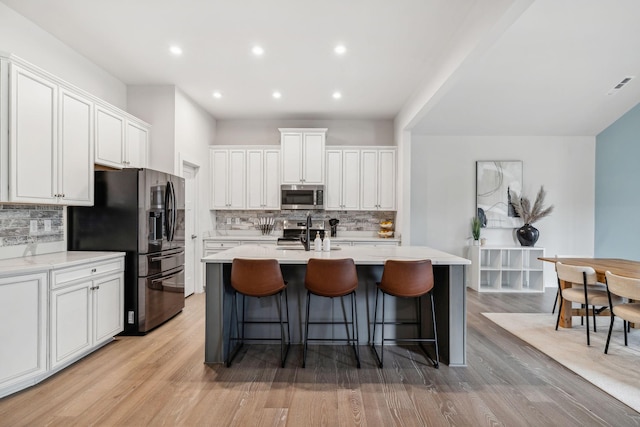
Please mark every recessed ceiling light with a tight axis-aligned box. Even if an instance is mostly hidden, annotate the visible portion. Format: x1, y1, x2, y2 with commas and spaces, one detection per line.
272, 91, 282, 99
332, 91, 342, 99
252, 45, 264, 56
169, 45, 182, 56
212, 91, 222, 99
334, 44, 347, 55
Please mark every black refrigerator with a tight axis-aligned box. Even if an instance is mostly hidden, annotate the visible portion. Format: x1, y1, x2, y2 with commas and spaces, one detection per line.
68, 168, 185, 335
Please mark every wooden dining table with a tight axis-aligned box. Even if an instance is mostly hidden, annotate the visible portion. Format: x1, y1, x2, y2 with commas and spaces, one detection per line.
539, 257, 640, 328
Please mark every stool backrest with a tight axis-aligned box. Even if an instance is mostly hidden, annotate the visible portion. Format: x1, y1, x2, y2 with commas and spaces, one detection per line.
231, 258, 285, 297
379, 259, 434, 297
305, 258, 358, 297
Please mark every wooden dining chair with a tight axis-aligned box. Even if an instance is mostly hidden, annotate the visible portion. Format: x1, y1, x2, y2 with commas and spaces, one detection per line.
604, 271, 640, 354
555, 262, 612, 345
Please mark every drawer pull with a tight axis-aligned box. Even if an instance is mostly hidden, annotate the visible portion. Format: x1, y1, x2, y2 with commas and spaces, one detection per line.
91, 268, 97, 273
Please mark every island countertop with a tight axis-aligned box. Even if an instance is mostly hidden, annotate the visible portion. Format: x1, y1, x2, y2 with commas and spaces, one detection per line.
201, 244, 470, 266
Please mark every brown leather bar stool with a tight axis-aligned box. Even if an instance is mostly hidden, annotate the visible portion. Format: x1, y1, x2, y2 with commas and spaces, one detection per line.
226, 258, 290, 367
371, 259, 439, 368
303, 258, 360, 368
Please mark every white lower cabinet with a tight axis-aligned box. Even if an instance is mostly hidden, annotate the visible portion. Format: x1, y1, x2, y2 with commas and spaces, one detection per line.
0, 272, 48, 398
50, 269, 123, 370
0, 254, 124, 399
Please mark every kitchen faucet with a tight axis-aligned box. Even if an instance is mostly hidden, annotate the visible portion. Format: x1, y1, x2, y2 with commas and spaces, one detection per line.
300, 211, 312, 251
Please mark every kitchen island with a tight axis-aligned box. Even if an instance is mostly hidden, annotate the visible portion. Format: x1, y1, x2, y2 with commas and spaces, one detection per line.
202, 245, 470, 366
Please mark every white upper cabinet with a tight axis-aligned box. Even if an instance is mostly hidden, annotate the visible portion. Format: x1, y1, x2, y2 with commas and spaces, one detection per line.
280, 128, 326, 184
360, 148, 396, 210
247, 148, 280, 210
94, 105, 149, 169
94, 105, 124, 169
9, 64, 93, 205
59, 89, 94, 205
0, 53, 149, 205
210, 148, 246, 210
326, 148, 360, 210
125, 120, 148, 169
9, 65, 57, 203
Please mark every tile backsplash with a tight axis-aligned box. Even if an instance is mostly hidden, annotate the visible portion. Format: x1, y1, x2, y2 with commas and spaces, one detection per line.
0, 204, 64, 247
214, 210, 395, 233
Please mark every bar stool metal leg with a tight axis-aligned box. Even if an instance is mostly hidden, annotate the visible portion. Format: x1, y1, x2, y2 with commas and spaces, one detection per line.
303, 292, 311, 368
279, 289, 291, 368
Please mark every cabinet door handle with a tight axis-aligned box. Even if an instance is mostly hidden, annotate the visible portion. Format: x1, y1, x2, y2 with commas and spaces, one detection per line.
91, 268, 97, 273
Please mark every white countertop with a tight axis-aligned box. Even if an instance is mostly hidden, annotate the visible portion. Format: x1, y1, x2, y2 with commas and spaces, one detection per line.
0, 251, 126, 276
201, 244, 469, 266
203, 231, 400, 243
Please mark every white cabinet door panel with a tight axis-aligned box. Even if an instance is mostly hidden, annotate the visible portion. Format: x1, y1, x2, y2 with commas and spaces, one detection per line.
377, 149, 396, 210
59, 89, 93, 205
50, 282, 92, 369
228, 150, 246, 209
126, 121, 148, 168
93, 274, 124, 344
281, 133, 303, 184
325, 150, 342, 209
10, 65, 57, 202
246, 149, 264, 209
0, 272, 47, 389
210, 150, 229, 209
302, 132, 324, 184
95, 106, 124, 168
263, 149, 280, 209
360, 150, 378, 210
342, 149, 360, 210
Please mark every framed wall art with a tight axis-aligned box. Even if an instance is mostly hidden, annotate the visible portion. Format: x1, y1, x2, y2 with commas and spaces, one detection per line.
476, 160, 522, 228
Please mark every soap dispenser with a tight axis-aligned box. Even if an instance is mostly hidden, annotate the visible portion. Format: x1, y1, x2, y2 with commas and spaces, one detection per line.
314, 231, 322, 251
323, 234, 331, 252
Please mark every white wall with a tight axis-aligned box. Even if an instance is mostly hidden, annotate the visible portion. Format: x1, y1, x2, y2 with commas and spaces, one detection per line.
174, 87, 216, 234
215, 119, 393, 146
0, 2, 126, 108
410, 135, 595, 287
127, 85, 176, 174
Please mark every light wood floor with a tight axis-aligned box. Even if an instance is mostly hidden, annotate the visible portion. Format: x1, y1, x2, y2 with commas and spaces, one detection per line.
1, 289, 639, 426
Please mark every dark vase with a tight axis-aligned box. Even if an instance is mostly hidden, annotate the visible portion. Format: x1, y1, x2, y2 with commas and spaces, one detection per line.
516, 224, 539, 246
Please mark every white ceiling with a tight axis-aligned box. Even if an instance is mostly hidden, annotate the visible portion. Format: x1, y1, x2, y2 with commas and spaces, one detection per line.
2, 0, 640, 135
412, 0, 640, 135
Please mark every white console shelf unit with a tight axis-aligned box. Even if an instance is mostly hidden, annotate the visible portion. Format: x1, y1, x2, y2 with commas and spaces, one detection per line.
469, 245, 545, 292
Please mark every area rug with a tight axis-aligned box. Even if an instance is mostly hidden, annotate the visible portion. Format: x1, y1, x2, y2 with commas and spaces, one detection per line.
483, 312, 640, 412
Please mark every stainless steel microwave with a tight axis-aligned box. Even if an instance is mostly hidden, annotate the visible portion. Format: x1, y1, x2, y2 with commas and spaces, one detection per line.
280, 184, 324, 210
